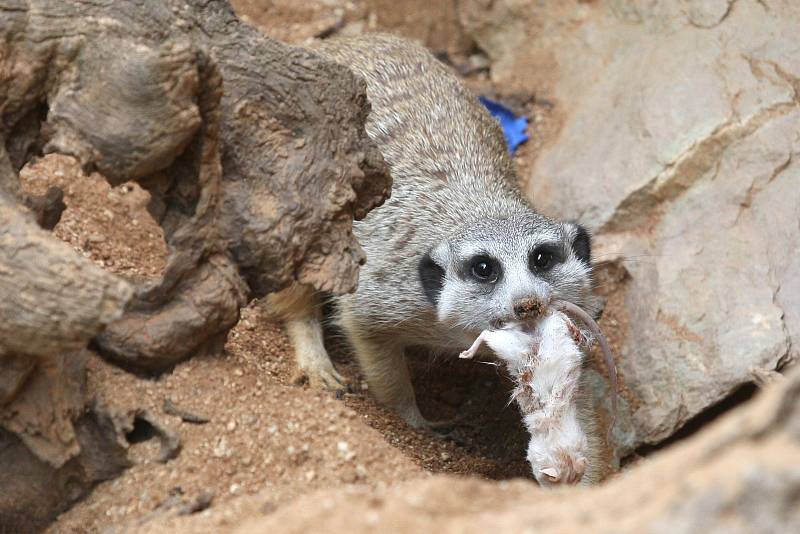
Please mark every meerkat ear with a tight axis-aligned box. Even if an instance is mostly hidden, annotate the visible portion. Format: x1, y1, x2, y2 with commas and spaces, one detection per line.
418, 250, 446, 305
570, 224, 592, 265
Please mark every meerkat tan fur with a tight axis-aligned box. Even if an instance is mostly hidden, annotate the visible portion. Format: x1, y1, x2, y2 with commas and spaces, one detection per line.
267, 35, 605, 481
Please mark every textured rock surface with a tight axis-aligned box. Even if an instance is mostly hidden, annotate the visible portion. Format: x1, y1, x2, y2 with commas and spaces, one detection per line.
1, 0, 391, 373
461, 0, 799, 456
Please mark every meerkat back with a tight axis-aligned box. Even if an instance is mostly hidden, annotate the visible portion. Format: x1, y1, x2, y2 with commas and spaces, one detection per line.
313, 34, 521, 207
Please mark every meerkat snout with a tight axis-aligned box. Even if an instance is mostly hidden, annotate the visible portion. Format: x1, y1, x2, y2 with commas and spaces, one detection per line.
512, 296, 548, 320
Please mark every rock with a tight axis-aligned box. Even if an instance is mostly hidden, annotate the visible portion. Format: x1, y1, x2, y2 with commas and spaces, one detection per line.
682, 0, 735, 29
364, 0, 473, 54
133, 411, 182, 463
229, 367, 800, 533
0, 353, 36, 405
163, 397, 210, 425
0, 403, 132, 533
459, 0, 800, 457
178, 489, 215, 515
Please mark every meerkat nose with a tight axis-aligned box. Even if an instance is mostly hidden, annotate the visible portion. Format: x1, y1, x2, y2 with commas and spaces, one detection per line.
513, 297, 547, 320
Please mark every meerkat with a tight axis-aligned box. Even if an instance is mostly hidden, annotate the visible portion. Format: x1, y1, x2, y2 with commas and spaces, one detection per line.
268, 35, 601, 445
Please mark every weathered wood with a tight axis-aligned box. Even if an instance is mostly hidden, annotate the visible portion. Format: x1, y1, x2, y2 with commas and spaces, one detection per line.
0, 2, 390, 528
0, 350, 88, 468
190, 0, 390, 295
0, 0, 391, 371
0, 398, 134, 533
0, 194, 133, 356
95, 254, 249, 370
0, 353, 36, 406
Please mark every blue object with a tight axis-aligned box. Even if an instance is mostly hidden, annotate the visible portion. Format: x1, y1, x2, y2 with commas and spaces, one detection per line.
479, 96, 529, 155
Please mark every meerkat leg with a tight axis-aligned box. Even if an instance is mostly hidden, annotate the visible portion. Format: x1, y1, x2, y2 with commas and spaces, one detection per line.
335, 308, 423, 426
285, 313, 345, 389
349, 333, 428, 427
266, 284, 344, 389
337, 305, 466, 429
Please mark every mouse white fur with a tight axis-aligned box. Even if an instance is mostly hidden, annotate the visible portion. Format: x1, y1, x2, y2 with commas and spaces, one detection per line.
460, 310, 594, 486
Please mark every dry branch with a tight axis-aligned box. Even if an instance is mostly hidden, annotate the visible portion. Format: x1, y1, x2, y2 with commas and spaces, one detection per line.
0, 194, 133, 357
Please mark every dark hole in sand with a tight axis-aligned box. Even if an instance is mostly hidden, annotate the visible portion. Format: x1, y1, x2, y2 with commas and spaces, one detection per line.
126, 416, 158, 445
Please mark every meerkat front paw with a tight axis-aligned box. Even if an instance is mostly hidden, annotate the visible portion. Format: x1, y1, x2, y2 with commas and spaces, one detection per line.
292, 359, 346, 390
395, 401, 468, 431
281, 308, 347, 391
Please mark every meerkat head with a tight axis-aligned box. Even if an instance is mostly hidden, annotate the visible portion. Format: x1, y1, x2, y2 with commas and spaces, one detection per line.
418, 212, 598, 334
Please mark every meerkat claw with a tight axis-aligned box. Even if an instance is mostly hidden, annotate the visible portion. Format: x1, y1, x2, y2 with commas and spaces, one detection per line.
293, 363, 346, 391
313, 368, 347, 390
425, 415, 468, 429
398, 405, 466, 431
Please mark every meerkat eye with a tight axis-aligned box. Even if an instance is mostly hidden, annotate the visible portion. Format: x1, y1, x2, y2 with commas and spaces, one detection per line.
532, 250, 553, 270
468, 256, 500, 283
530, 244, 562, 272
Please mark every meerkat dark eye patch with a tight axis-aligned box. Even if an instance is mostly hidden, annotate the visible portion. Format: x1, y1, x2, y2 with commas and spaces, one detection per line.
571, 225, 592, 265
419, 253, 445, 305
529, 243, 563, 273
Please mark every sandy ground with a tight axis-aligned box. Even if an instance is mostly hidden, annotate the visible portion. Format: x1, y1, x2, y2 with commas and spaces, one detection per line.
22, 155, 535, 533
15, 2, 624, 532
